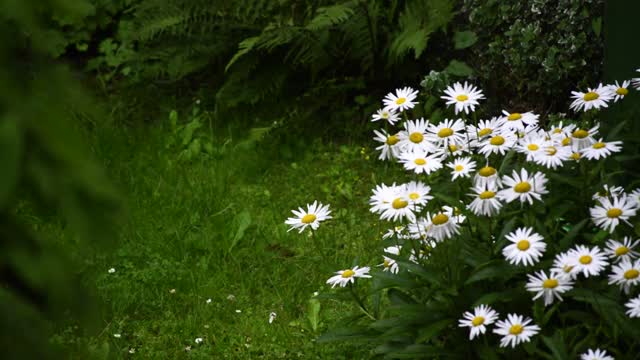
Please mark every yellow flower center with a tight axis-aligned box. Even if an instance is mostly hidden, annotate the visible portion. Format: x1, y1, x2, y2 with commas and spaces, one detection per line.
341, 269, 355, 278
517, 240, 530, 251
527, 144, 539, 151
478, 166, 496, 177
395, 97, 406, 105
514, 182, 531, 193
563, 265, 574, 273
624, 269, 639, 280
616, 87, 629, 96
431, 213, 449, 226
438, 128, 454, 138
553, 128, 562, 134
607, 208, 623, 218
478, 128, 492, 137
456, 94, 468, 102
449, 144, 458, 152
561, 137, 571, 146
471, 316, 485, 326
382, 111, 390, 118
615, 246, 629, 256
583, 92, 599, 101
392, 198, 409, 209
572, 129, 589, 139
409, 192, 420, 200
542, 279, 558, 289
490, 136, 505, 146
593, 142, 606, 149
386, 135, 399, 145
414, 158, 427, 165
570, 152, 581, 160
409, 132, 424, 143
546, 146, 557, 156
455, 164, 464, 172
509, 324, 524, 335
301, 214, 317, 224
507, 113, 522, 121
383, 259, 390, 268
579, 255, 592, 265
479, 191, 496, 199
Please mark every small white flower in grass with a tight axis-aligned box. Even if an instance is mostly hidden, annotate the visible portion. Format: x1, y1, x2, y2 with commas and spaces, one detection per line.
525, 270, 574, 306
551, 251, 578, 279
633, 68, 640, 90
285, 201, 332, 233
169, 288, 176, 294
426, 118, 467, 149
373, 129, 401, 161
235, 309, 242, 313
532, 144, 571, 169
467, 186, 502, 217
580, 348, 615, 360
592, 185, 625, 203
108, 268, 116, 274
269, 312, 277, 324
502, 227, 546, 266
206, 298, 212, 304
569, 245, 608, 278
184, 346, 191, 352
458, 304, 499, 340
609, 80, 631, 102
499, 110, 539, 132
498, 168, 548, 205
382, 225, 411, 240
570, 83, 614, 112
590, 195, 638, 233
379, 246, 401, 274
371, 108, 400, 125
195, 338, 203, 344
113, 333, 121, 338
581, 139, 623, 160
398, 150, 443, 175
227, 294, 236, 301
441, 82, 485, 114
605, 237, 640, 262
129, 348, 135, 354
492, 314, 540, 348
570, 124, 600, 151
478, 132, 517, 157
473, 166, 502, 189
608, 258, 640, 294
326, 266, 371, 288
383, 87, 419, 112
398, 118, 435, 153
516, 133, 549, 161
402, 181, 433, 208
625, 295, 640, 318
446, 157, 476, 181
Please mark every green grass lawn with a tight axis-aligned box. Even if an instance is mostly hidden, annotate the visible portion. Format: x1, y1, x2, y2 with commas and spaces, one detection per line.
42, 123, 402, 359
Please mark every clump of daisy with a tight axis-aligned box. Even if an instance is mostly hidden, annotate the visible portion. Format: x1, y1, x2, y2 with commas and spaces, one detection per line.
525, 270, 574, 306
379, 246, 401, 274
569, 83, 614, 112
326, 266, 371, 288
569, 245, 609, 278
441, 81, 485, 114
605, 237, 639, 262
383, 87, 419, 112
498, 168, 548, 205
626, 295, 640, 318
458, 304, 499, 340
446, 157, 476, 181
502, 227, 546, 266
492, 314, 540, 348
580, 348, 615, 360
608, 258, 640, 294
371, 108, 400, 125
285, 201, 332, 233
590, 194, 638, 233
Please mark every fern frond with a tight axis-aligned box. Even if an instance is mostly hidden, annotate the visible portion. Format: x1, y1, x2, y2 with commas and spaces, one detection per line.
306, 3, 356, 31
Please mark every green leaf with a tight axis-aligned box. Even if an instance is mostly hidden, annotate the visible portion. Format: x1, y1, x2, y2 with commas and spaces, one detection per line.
228, 210, 252, 253
307, 297, 321, 332
558, 219, 587, 249
465, 261, 518, 285
0, 119, 22, 207
453, 31, 478, 49
225, 36, 259, 72
416, 318, 451, 343
541, 334, 568, 360
591, 17, 602, 36
445, 59, 473, 77
306, 4, 355, 30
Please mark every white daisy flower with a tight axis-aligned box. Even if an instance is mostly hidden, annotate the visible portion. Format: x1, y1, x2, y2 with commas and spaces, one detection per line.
441, 205, 467, 224
371, 108, 400, 125
499, 111, 539, 132
380, 195, 417, 222
625, 295, 640, 318
407, 217, 431, 240
380, 246, 401, 274
473, 165, 502, 189
608, 80, 631, 102
478, 132, 517, 157
467, 186, 502, 217
402, 181, 433, 208
580, 139, 623, 160
608, 258, 640, 294
382, 226, 410, 240
551, 251, 579, 279
446, 157, 477, 181
569, 245, 608, 278
570, 124, 599, 151
441, 81, 485, 114
467, 117, 505, 144
398, 118, 435, 153
398, 150, 443, 175
525, 270, 574, 306
493, 314, 540, 348
426, 118, 467, 149
326, 266, 371, 288
592, 185, 625, 203
285, 201, 332, 233
633, 68, 640, 90
502, 227, 546, 266
580, 348, 614, 360
590, 194, 638, 233
458, 304, 499, 340
569, 83, 614, 112
425, 211, 461, 242
383, 87, 419, 112
605, 237, 640, 262
373, 129, 401, 160
516, 133, 549, 161
369, 183, 400, 214
498, 168, 548, 205
629, 188, 640, 208
532, 144, 571, 169
548, 121, 577, 140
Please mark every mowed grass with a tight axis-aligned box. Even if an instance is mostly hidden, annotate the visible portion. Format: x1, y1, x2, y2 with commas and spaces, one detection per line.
46, 123, 404, 359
